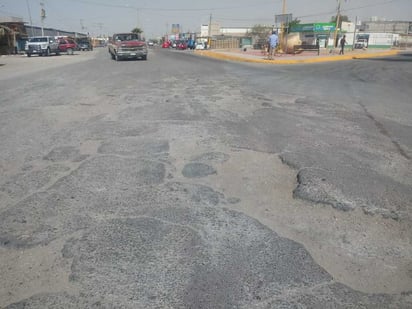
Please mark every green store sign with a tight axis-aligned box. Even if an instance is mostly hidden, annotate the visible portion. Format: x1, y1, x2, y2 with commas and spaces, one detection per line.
291, 23, 336, 32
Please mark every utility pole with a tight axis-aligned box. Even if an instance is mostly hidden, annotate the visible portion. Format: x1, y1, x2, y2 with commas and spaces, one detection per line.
136, 8, 140, 28
334, 0, 342, 48
352, 16, 357, 50
93, 22, 103, 37
208, 13, 212, 49
40, 2, 46, 36
280, 0, 286, 52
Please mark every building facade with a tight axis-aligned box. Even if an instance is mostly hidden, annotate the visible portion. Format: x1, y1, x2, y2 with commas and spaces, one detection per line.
0, 16, 87, 54
360, 20, 411, 34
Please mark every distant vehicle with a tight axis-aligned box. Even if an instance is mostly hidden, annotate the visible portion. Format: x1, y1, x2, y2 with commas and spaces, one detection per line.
77, 38, 93, 51
187, 39, 196, 50
58, 38, 77, 55
108, 33, 148, 61
147, 41, 154, 47
355, 39, 368, 49
176, 41, 187, 50
195, 42, 205, 50
92, 38, 107, 48
162, 41, 171, 48
25, 36, 60, 57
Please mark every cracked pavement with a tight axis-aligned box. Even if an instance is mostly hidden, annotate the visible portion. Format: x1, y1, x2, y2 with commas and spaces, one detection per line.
0, 49, 411, 308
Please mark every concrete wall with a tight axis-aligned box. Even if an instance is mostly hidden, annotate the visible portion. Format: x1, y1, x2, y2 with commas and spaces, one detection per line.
360, 21, 411, 34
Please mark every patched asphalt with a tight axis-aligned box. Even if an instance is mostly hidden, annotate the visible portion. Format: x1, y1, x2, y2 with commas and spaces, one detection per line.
1, 48, 411, 307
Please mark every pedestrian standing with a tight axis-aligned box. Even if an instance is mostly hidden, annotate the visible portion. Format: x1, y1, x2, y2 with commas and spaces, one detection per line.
339, 35, 346, 55
267, 31, 278, 60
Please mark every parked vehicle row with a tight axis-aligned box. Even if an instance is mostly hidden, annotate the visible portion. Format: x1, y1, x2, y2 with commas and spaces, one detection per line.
161, 40, 207, 50
25, 36, 94, 57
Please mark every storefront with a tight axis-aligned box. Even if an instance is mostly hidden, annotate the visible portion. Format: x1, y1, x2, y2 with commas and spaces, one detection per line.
290, 23, 336, 48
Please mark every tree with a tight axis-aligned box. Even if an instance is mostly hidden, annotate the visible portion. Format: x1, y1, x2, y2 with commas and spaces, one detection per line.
250, 24, 273, 40
287, 18, 301, 33
131, 27, 143, 34
330, 15, 350, 28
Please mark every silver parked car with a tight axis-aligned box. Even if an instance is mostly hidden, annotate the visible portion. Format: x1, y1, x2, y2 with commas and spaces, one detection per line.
25, 36, 60, 57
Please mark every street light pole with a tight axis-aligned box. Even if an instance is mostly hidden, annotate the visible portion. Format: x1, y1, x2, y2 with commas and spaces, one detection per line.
352, 16, 357, 50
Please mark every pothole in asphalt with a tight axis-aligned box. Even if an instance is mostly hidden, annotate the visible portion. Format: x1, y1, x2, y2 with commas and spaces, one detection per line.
182, 163, 217, 178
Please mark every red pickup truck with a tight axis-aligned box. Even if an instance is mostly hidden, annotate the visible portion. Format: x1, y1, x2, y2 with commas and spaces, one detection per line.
108, 33, 148, 61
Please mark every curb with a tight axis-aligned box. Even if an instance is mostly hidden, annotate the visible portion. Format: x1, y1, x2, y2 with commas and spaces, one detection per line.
194, 49, 400, 65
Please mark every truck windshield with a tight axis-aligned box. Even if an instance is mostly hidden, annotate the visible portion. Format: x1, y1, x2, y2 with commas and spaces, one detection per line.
116, 34, 139, 41
29, 37, 48, 42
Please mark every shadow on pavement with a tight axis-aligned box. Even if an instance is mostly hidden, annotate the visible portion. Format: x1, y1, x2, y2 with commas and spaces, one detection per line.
357, 52, 412, 62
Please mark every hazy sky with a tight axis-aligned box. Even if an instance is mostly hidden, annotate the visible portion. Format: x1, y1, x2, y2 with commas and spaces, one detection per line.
0, 0, 411, 38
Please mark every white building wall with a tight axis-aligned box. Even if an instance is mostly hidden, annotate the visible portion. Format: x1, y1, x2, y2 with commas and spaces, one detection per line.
200, 25, 208, 37
200, 25, 251, 37
343, 32, 399, 48
366, 32, 399, 46
220, 27, 251, 35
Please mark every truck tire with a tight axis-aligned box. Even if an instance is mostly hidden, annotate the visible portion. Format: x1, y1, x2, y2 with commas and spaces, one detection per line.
142, 55, 147, 60
27, 53, 31, 57
111, 53, 115, 60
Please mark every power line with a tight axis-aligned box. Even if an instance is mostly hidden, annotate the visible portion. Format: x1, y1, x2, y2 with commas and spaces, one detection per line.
294, 0, 402, 21
341, 0, 400, 14
214, 17, 274, 22
67, 0, 281, 12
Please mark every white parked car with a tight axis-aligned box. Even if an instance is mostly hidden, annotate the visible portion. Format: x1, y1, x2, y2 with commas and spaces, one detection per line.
25, 36, 60, 57
195, 43, 205, 50
355, 39, 368, 49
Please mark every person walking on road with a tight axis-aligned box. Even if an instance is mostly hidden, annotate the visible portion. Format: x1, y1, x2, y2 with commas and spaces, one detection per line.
268, 31, 278, 60
339, 35, 346, 55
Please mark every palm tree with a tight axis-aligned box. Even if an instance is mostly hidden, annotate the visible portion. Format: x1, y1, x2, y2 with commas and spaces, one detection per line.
330, 15, 350, 28
131, 27, 143, 35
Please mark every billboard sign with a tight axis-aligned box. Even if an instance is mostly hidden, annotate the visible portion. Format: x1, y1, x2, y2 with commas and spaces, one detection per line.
275, 14, 292, 24
314, 23, 336, 32
291, 23, 336, 32
171, 24, 180, 34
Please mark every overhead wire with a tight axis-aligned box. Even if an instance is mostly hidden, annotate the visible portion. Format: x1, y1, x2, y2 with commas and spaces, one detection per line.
66, 0, 281, 11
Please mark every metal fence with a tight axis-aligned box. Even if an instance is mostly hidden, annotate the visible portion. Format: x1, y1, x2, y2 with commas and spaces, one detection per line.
210, 37, 240, 49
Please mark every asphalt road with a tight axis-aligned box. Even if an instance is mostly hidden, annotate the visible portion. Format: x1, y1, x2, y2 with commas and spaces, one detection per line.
0, 48, 411, 308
